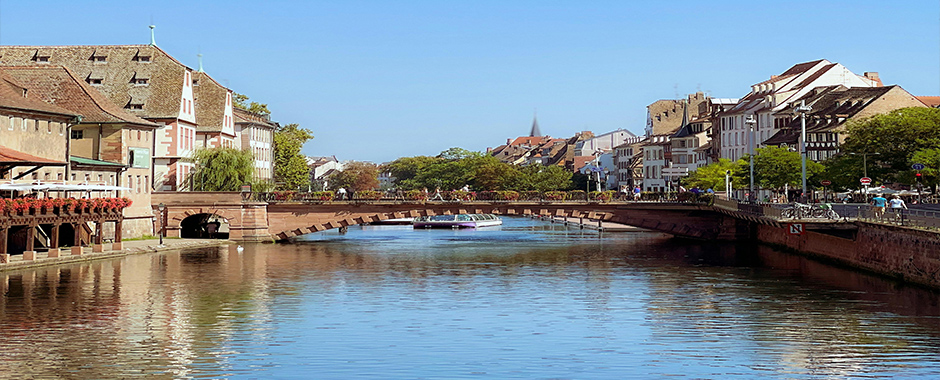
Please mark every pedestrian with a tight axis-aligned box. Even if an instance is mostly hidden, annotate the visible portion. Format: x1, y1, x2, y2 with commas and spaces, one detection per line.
337, 187, 347, 200
431, 187, 445, 201
871, 193, 887, 220
888, 195, 907, 223
633, 186, 642, 201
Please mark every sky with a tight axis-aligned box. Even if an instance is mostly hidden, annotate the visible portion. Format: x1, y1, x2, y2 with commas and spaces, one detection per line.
1, 1, 938, 163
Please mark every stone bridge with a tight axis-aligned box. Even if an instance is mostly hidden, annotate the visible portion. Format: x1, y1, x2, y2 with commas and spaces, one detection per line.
151, 192, 754, 242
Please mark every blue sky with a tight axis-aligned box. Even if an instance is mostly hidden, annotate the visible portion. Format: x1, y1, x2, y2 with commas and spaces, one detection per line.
1, 1, 938, 163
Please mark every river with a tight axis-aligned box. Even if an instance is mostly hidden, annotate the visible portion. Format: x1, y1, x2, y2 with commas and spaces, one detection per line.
1, 217, 939, 379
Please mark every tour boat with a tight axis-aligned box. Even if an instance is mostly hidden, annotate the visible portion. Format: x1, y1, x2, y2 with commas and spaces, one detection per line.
413, 214, 503, 229
368, 217, 415, 225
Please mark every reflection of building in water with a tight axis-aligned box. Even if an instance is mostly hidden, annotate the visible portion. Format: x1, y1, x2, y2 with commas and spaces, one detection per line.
0, 245, 273, 377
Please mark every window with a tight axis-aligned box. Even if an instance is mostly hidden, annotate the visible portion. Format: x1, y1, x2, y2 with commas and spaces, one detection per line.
33, 55, 50, 63
8, 117, 13, 131
71, 130, 83, 139
132, 78, 149, 85
134, 55, 151, 62
87, 78, 102, 85
91, 55, 107, 63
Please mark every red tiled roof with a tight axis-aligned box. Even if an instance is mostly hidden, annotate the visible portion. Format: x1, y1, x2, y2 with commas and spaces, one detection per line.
0, 70, 77, 117
1, 65, 157, 127
916, 96, 940, 107
0, 146, 66, 165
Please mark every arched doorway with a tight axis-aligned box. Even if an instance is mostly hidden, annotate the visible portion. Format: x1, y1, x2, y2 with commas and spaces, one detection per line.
179, 213, 230, 239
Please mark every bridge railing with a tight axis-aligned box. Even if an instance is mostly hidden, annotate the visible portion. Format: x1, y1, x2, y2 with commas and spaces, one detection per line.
246, 191, 718, 205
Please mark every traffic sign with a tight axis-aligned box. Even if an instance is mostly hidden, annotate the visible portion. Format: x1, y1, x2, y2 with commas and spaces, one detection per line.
788, 223, 804, 235
820, 180, 832, 186
860, 177, 872, 185
913, 163, 925, 170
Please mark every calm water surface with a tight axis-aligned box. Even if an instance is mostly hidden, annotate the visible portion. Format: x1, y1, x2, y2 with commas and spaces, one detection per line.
2, 217, 940, 379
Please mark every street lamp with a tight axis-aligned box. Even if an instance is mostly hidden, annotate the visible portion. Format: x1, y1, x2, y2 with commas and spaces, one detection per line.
795, 101, 812, 202
745, 114, 757, 201
157, 203, 165, 245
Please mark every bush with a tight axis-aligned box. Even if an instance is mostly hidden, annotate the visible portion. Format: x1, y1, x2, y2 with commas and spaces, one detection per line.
405, 189, 427, 200
566, 190, 587, 201
544, 191, 566, 201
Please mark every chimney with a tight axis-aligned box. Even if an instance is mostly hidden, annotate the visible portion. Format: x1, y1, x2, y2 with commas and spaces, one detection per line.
864, 72, 883, 87
507, 138, 512, 145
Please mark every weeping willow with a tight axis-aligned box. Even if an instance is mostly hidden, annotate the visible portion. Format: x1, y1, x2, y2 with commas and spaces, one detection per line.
186, 147, 255, 191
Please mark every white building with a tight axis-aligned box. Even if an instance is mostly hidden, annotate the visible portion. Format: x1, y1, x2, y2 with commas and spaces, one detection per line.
718, 59, 881, 161
575, 129, 640, 157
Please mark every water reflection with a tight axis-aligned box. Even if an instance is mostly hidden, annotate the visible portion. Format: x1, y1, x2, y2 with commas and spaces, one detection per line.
1, 217, 939, 378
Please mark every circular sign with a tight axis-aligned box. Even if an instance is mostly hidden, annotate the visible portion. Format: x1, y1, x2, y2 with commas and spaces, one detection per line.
820, 180, 832, 186
860, 177, 872, 185
912, 163, 925, 170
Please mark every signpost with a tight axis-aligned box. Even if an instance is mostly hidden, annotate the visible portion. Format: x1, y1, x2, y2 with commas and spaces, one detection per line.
860, 177, 872, 201
820, 180, 831, 202
788, 223, 804, 235
912, 164, 925, 203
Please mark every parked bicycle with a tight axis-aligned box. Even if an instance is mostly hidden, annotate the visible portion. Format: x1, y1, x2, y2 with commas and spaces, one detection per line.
781, 202, 840, 219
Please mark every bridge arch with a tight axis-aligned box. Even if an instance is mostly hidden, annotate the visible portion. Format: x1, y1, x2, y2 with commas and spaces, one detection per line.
180, 213, 231, 239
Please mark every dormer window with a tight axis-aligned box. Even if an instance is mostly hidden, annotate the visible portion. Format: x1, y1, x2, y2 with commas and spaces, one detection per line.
125, 97, 144, 110
133, 55, 151, 62
192, 79, 199, 86
90, 51, 108, 64
33, 55, 50, 63
86, 72, 104, 86
130, 73, 150, 86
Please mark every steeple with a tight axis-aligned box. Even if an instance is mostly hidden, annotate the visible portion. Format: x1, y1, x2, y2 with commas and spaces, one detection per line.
149, 25, 157, 46
529, 111, 542, 137
198, 53, 204, 72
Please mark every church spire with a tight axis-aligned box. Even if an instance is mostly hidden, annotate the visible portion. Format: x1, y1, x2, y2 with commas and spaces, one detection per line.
149, 25, 157, 46
529, 111, 542, 137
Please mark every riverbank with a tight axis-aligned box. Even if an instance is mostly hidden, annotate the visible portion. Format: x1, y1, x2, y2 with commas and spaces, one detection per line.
0, 239, 230, 272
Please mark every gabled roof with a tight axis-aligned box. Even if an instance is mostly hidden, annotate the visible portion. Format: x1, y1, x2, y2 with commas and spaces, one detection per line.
1, 65, 157, 127
765, 86, 905, 146
193, 71, 230, 132
0, 45, 191, 119
0, 69, 77, 117
0, 146, 66, 165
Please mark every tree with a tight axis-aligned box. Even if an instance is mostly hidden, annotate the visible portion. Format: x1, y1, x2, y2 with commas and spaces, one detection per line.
273, 123, 314, 190
746, 146, 824, 191
187, 147, 254, 191
438, 147, 477, 160
683, 158, 740, 191
382, 156, 440, 189
840, 107, 940, 184
232, 92, 271, 115
330, 161, 379, 192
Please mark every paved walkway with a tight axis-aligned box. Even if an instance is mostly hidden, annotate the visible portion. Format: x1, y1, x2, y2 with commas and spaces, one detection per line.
0, 239, 230, 272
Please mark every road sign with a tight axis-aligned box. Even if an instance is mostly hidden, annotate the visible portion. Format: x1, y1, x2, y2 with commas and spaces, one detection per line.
820, 180, 832, 186
788, 223, 804, 235
912, 163, 925, 170
860, 177, 872, 185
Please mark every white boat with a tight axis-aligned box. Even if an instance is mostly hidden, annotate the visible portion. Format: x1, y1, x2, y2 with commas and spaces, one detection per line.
368, 217, 415, 225
413, 214, 502, 229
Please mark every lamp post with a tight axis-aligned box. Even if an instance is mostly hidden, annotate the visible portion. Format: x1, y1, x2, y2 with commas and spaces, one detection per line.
795, 101, 812, 202
157, 203, 165, 245
725, 170, 732, 199
745, 114, 757, 201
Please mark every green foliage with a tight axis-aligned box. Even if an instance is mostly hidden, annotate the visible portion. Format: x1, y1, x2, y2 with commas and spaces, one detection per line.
437, 147, 479, 160
188, 147, 254, 191
745, 146, 825, 190
273, 123, 314, 191
840, 107, 940, 184
330, 161, 379, 192
683, 158, 740, 191
232, 92, 270, 115
911, 148, 940, 189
